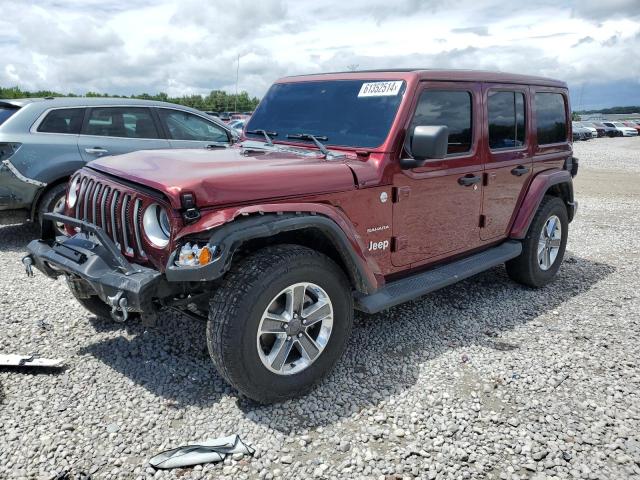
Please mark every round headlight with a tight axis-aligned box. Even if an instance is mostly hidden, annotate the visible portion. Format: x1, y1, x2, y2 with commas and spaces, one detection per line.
67, 176, 80, 208
143, 203, 170, 248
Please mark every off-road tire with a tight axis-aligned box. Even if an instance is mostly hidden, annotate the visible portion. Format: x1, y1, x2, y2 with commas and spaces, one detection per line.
207, 244, 354, 403
37, 183, 67, 235
506, 195, 568, 288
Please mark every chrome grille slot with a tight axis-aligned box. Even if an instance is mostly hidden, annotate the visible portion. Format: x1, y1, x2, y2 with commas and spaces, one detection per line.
121, 194, 134, 256
91, 183, 102, 224
110, 190, 120, 248
83, 180, 94, 221
100, 186, 110, 231
76, 178, 88, 219
132, 198, 146, 258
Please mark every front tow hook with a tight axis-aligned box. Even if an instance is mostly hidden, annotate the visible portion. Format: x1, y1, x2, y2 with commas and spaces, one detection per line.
22, 255, 34, 277
107, 290, 129, 322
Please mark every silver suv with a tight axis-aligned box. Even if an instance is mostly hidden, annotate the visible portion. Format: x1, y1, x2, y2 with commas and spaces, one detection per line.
0, 97, 238, 231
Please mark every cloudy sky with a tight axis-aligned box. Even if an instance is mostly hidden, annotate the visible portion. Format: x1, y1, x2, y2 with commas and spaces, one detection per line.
1, 0, 639, 109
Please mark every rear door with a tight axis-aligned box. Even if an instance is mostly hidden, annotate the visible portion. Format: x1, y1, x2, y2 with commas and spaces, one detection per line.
78, 106, 169, 162
391, 82, 484, 267
156, 108, 232, 149
480, 85, 532, 240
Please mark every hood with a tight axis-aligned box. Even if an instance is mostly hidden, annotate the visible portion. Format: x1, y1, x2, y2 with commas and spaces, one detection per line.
87, 146, 358, 209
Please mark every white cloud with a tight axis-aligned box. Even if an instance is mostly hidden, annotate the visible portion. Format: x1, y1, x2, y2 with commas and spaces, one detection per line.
0, 0, 638, 108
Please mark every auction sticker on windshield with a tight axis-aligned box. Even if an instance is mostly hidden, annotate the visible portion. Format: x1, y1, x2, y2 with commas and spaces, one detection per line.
358, 81, 403, 97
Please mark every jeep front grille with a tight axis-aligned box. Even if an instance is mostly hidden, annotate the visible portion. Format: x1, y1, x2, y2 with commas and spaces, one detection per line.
72, 173, 149, 260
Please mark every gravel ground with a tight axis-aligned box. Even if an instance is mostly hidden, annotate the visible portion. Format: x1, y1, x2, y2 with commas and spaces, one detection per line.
1, 137, 639, 479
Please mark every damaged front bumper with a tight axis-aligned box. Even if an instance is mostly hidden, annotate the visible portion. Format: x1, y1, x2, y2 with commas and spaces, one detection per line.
24, 213, 163, 321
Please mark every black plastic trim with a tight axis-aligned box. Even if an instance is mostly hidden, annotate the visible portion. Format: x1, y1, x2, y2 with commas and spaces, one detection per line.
165, 213, 374, 293
355, 240, 522, 313
25, 234, 163, 312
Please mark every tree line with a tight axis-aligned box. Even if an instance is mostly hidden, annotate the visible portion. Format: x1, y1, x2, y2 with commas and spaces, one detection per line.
0, 86, 261, 112
576, 106, 640, 115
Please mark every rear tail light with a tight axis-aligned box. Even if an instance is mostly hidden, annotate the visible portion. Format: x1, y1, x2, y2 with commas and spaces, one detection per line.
0, 143, 22, 161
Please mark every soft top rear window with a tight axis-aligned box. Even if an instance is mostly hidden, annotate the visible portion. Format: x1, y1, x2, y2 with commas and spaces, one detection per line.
0, 106, 19, 127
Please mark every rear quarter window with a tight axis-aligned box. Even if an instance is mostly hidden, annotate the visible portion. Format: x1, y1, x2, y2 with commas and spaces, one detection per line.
0, 106, 19, 126
535, 93, 567, 145
38, 108, 85, 134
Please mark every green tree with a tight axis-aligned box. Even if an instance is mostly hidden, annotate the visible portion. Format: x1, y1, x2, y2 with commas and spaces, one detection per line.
0, 85, 260, 111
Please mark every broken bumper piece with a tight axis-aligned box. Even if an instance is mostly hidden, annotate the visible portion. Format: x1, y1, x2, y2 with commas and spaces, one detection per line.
24, 213, 162, 318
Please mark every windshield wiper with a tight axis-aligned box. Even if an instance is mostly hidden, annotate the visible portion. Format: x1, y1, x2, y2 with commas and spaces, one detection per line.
246, 129, 277, 146
286, 133, 330, 158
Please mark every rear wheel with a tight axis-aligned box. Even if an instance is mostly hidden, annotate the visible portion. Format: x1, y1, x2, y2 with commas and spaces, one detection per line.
207, 245, 353, 403
506, 195, 568, 288
37, 183, 67, 236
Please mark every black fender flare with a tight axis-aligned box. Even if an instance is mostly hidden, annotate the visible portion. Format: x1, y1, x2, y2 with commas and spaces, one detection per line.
164, 213, 376, 294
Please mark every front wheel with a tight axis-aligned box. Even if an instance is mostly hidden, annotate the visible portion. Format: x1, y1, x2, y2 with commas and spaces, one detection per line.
207, 245, 353, 403
506, 195, 568, 288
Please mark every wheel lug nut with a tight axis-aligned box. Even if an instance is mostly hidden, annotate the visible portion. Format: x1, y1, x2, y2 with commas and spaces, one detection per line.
297, 333, 302, 338
287, 336, 291, 341
283, 324, 288, 329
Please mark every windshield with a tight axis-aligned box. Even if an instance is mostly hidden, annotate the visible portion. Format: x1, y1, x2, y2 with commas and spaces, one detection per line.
0, 106, 19, 126
245, 79, 406, 149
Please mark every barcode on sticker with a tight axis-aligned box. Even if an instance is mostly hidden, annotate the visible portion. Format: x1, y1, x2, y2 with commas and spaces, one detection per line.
358, 81, 403, 97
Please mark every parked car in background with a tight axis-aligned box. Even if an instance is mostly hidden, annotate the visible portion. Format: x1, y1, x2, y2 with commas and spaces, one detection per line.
602, 121, 638, 137
0, 97, 238, 231
230, 114, 250, 122
622, 121, 640, 135
573, 122, 597, 138
218, 111, 242, 122
572, 122, 591, 141
581, 121, 606, 137
227, 119, 246, 133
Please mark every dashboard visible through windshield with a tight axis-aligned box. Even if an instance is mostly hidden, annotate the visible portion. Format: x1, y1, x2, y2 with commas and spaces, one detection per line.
245, 79, 406, 149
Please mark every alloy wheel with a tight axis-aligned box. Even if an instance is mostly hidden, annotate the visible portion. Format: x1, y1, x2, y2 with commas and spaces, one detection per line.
52, 196, 67, 236
537, 215, 562, 271
257, 282, 333, 375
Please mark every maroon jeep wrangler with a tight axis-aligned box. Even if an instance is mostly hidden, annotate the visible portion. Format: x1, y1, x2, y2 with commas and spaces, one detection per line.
24, 69, 578, 403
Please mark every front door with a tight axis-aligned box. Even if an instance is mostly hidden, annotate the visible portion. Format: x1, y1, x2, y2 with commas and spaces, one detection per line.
156, 108, 232, 149
392, 82, 484, 267
480, 85, 532, 240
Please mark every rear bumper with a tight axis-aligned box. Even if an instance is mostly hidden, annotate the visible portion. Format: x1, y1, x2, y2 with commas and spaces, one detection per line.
24, 213, 163, 313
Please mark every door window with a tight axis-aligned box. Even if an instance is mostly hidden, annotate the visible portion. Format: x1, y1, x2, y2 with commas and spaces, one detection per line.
38, 108, 85, 134
535, 93, 567, 145
410, 90, 473, 155
488, 91, 526, 150
83, 107, 160, 139
158, 110, 229, 142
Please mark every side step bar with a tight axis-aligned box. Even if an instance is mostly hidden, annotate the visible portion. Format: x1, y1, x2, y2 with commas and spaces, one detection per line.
355, 240, 522, 314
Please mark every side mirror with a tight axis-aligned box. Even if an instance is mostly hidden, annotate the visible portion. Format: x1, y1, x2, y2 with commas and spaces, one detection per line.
400, 125, 449, 169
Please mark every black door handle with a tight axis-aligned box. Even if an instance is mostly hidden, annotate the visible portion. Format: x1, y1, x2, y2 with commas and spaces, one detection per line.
511, 165, 530, 176
458, 174, 482, 186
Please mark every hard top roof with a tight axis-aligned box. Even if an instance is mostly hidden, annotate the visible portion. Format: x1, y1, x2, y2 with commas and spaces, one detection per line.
0, 97, 199, 109
280, 69, 567, 88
